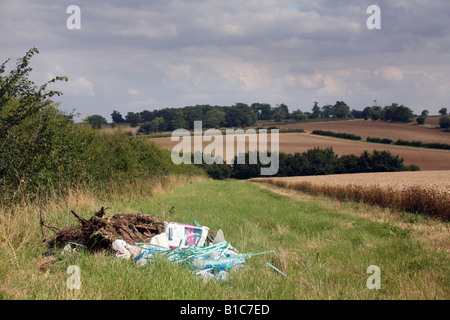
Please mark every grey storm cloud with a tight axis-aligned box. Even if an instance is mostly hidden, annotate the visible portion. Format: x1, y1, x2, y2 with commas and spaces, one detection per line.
0, 0, 449, 120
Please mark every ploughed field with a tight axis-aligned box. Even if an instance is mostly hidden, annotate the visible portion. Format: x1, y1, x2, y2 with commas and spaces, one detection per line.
150, 132, 450, 171
261, 119, 450, 144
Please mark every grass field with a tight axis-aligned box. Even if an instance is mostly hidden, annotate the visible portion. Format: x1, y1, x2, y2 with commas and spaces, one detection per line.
1, 176, 448, 299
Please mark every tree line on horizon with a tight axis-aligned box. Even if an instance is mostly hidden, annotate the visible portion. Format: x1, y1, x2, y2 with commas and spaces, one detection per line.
82, 100, 449, 132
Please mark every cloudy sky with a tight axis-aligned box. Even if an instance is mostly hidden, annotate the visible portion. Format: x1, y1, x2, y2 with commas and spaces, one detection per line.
1, 0, 449, 121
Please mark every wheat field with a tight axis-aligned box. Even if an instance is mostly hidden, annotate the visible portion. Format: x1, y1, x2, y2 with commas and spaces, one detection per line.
250, 171, 450, 220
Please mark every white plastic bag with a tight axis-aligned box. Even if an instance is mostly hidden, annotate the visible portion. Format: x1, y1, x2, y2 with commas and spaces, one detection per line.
112, 239, 144, 259
150, 233, 169, 248
112, 239, 131, 259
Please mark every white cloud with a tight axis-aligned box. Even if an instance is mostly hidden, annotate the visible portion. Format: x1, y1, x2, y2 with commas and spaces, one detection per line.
381, 67, 405, 82
128, 88, 139, 95
2, 0, 450, 116
48, 75, 95, 97
124, 97, 158, 107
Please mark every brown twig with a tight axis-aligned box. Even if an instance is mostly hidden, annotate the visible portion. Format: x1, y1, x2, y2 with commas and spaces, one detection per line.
40, 208, 62, 242
71, 210, 88, 225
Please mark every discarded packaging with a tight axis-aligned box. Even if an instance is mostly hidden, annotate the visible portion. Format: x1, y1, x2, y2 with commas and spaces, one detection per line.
165, 222, 209, 248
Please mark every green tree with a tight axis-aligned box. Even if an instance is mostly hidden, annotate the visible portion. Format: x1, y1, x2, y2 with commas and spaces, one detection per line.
204, 108, 225, 128
183, 105, 203, 129
440, 115, 450, 129
321, 104, 333, 119
333, 101, 350, 119
150, 117, 166, 132
0, 47, 67, 143
370, 106, 383, 120
300, 147, 341, 176
439, 108, 447, 116
251, 103, 272, 120
421, 110, 429, 117
383, 103, 413, 123
137, 121, 152, 134
125, 112, 143, 127
272, 104, 288, 122
310, 102, 321, 119
111, 110, 125, 123
292, 109, 307, 121
350, 109, 363, 119
362, 106, 372, 120
225, 103, 257, 127
170, 109, 187, 130
86, 114, 107, 129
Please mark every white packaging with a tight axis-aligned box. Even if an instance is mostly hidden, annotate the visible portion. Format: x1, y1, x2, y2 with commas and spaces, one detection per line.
165, 222, 209, 248
150, 233, 169, 248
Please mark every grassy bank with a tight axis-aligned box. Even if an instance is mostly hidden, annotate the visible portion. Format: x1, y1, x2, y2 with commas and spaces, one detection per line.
1, 178, 448, 299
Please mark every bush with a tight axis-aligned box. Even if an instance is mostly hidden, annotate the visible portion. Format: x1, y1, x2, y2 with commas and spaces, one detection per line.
366, 137, 393, 144
393, 139, 450, 150
357, 150, 406, 173
312, 130, 362, 141
440, 115, 450, 129
416, 116, 426, 125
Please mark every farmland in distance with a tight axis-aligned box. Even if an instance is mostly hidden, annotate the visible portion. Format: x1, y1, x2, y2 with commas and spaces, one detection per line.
150, 131, 450, 171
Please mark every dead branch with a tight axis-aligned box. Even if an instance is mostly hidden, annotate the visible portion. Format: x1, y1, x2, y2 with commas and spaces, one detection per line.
40, 208, 62, 242
70, 210, 88, 225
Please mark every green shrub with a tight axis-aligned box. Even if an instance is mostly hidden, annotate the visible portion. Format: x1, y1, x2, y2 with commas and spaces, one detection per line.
366, 137, 393, 144
393, 139, 450, 150
416, 116, 426, 125
440, 116, 450, 129
312, 129, 362, 141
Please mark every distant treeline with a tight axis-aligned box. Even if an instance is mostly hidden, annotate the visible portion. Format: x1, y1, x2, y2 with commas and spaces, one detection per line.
105, 101, 427, 133
194, 148, 419, 180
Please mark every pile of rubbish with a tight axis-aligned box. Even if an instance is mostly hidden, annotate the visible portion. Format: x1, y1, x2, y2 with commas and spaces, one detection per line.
41, 207, 165, 252
41, 207, 289, 282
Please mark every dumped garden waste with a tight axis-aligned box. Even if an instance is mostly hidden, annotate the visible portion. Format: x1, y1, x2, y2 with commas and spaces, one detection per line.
41, 207, 290, 282
41, 206, 165, 252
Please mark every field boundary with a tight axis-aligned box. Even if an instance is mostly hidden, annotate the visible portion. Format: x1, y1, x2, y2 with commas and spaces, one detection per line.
250, 181, 450, 254
250, 175, 450, 221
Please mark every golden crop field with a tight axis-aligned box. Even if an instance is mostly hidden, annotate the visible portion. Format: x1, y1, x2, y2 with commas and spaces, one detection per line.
251, 171, 450, 220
